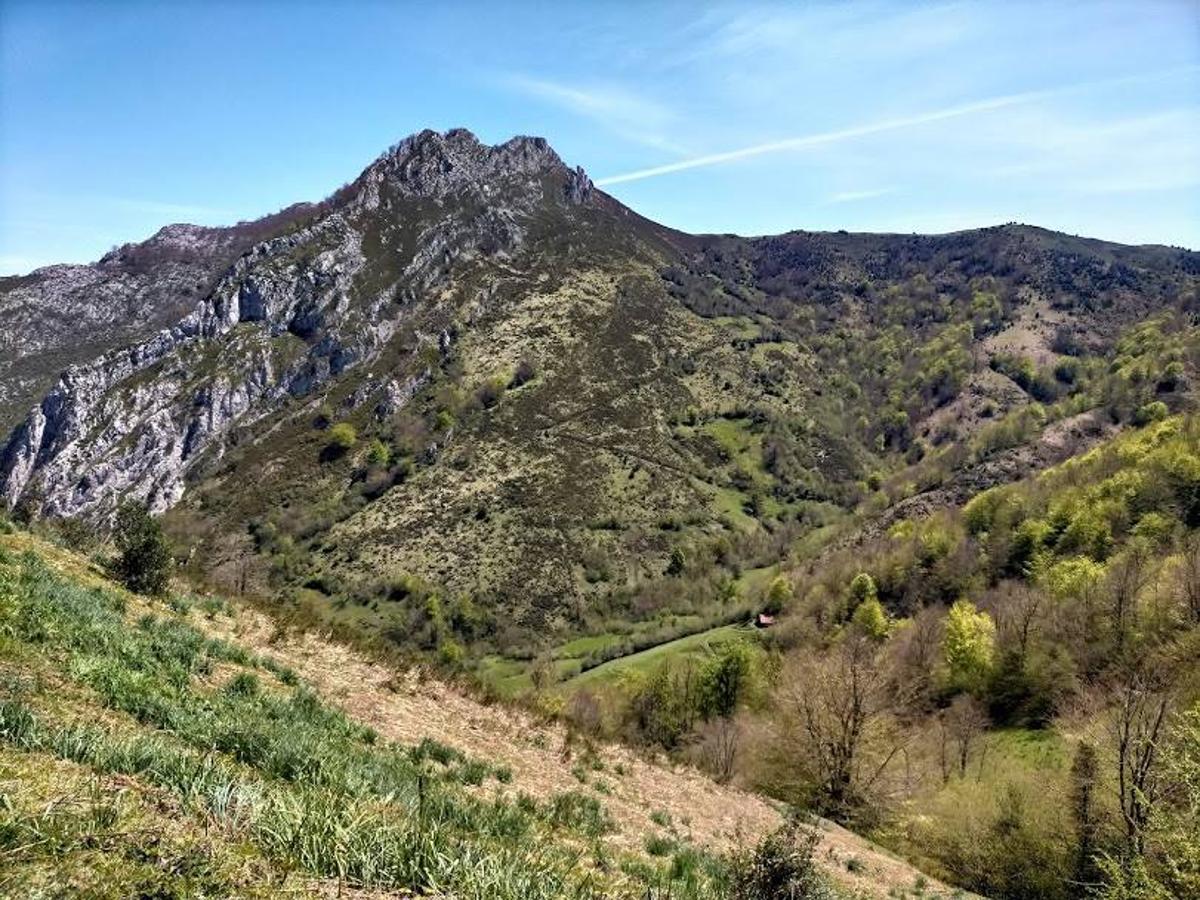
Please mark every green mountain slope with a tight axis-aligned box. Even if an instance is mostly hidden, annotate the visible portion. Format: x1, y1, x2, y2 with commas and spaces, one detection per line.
2, 129, 1197, 666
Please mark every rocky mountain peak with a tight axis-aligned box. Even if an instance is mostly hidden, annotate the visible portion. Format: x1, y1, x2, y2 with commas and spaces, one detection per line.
359, 128, 581, 203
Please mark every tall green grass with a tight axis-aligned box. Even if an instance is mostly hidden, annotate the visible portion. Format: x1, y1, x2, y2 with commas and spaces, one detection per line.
0, 546, 743, 898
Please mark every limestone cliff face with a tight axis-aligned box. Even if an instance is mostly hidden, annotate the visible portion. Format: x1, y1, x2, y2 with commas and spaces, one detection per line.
0, 129, 595, 519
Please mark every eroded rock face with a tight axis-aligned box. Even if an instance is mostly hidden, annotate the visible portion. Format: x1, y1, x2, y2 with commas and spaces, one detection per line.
565, 166, 593, 204
1, 128, 593, 520
2, 219, 359, 515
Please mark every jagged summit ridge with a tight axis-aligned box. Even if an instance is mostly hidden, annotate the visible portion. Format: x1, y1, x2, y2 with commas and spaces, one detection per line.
381, 128, 567, 177
356, 128, 590, 206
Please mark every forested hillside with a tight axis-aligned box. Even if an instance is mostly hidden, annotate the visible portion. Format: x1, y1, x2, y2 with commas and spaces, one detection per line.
546, 415, 1200, 899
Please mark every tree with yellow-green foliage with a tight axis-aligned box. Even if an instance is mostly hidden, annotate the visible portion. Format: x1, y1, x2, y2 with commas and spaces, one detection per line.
846, 572, 889, 638
849, 572, 877, 604
1040, 555, 1105, 602
941, 600, 995, 694
763, 575, 793, 614
851, 594, 890, 640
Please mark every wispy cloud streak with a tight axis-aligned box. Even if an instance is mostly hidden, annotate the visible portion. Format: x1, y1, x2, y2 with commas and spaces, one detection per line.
828, 187, 897, 204
595, 67, 1196, 186
504, 75, 687, 153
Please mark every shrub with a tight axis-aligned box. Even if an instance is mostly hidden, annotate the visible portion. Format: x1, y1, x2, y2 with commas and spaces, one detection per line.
697, 642, 755, 719
509, 359, 536, 388
113, 501, 172, 595
312, 403, 335, 429
476, 377, 506, 409
985, 647, 1067, 727
1131, 511, 1177, 547
1134, 401, 1169, 427
666, 547, 686, 577
437, 639, 465, 668
547, 791, 613, 837
366, 438, 391, 467
729, 816, 834, 900
1054, 359, 1081, 384
964, 486, 1015, 535
623, 662, 694, 749
645, 833, 676, 856
1055, 508, 1113, 561
1007, 518, 1052, 576
325, 423, 358, 454
225, 672, 261, 697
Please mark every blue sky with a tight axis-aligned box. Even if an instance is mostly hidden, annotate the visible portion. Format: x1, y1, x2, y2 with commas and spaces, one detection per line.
1, 1, 1197, 274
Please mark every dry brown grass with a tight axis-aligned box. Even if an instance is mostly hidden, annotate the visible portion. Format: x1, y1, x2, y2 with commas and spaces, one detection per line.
202, 600, 966, 898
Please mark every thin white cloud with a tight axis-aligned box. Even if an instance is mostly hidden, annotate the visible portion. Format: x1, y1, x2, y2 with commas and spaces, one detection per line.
504, 75, 688, 154
594, 91, 1048, 185
1073, 173, 1200, 195
707, 2, 972, 62
978, 107, 1200, 194
828, 187, 897, 204
595, 66, 1198, 187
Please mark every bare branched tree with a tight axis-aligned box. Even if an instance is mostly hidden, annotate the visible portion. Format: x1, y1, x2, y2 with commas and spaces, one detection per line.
1107, 544, 1151, 654
698, 716, 740, 783
1179, 532, 1200, 623
1108, 663, 1173, 856
938, 694, 989, 782
890, 605, 943, 710
999, 581, 1044, 660
779, 634, 899, 818
1070, 741, 1101, 886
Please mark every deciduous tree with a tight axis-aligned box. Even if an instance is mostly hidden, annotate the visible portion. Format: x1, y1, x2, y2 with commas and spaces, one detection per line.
113, 500, 172, 595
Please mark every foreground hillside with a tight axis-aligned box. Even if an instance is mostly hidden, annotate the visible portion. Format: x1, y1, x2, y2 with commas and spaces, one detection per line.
0, 525, 962, 899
